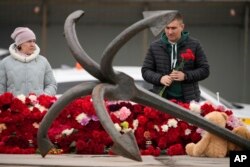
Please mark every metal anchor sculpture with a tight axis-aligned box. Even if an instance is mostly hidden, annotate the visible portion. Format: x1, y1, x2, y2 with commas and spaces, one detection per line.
38, 10, 250, 162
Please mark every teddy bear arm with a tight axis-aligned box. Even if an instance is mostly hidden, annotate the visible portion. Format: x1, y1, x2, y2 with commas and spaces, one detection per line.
229, 126, 250, 151
192, 134, 211, 156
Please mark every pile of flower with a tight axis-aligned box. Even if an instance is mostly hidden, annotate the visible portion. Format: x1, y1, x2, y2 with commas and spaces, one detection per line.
0, 92, 243, 155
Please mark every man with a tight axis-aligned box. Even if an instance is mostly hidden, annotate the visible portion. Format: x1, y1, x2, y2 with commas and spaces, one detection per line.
141, 12, 209, 102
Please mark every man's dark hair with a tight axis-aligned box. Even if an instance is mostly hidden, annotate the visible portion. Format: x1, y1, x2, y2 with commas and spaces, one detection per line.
173, 12, 184, 23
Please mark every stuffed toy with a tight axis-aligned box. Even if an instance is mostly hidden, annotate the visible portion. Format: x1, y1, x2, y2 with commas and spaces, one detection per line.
228, 125, 250, 151
185, 111, 228, 157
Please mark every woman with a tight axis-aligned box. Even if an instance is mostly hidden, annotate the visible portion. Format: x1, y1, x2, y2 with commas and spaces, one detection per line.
0, 27, 57, 96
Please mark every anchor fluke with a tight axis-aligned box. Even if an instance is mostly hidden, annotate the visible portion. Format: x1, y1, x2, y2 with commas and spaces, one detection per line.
111, 131, 142, 162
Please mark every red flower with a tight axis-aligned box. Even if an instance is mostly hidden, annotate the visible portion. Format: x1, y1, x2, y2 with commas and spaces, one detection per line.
153, 147, 161, 156
181, 49, 195, 61
132, 104, 144, 114
143, 107, 160, 120
190, 131, 202, 143
167, 143, 185, 156
0, 92, 14, 109
178, 121, 194, 141
141, 146, 161, 156
110, 113, 121, 123
175, 49, 195, 71
165, 128, 181, 146
37, 94, 56, 108
224, 110, 233, 116
81, 96, 96, 116
134, 127, 146, 147
2, 135, 30, 149
158, 137, 167, 149
137, 115, 148, 126
76, 140, 88, 154
200, 103, 216, 116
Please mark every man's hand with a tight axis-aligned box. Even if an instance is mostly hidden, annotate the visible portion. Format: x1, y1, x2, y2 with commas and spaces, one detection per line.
160, 75, 173, 86
170, 70, 185, 81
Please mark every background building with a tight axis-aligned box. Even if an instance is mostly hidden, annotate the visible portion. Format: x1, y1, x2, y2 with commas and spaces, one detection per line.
0, 0, 250, 103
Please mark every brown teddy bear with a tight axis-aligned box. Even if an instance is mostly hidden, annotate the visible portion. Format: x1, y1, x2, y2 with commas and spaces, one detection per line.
185, 111, 228, 157
228, 125, 250, 151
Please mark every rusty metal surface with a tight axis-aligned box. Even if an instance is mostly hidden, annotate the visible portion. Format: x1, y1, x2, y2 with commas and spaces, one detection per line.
37, 10, 250, 162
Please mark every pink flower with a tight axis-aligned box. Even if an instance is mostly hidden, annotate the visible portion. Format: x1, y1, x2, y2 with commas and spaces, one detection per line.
113, 106, 131, 121
226, 115, 244, 129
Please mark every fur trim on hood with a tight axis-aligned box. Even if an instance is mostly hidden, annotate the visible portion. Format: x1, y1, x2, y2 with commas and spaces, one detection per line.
9, 43, 40, 63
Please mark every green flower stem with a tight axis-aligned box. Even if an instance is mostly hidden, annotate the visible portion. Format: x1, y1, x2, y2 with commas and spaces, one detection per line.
159, 85, 167, 97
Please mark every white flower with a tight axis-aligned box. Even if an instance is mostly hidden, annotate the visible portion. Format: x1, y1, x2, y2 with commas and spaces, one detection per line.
34, 104, 46, 113
161, 124, 169, 132
167, 118, 178, 128
132, 119, 139, 130
114, 123, 122, 132
196, 128, 205, 137
154, 125, 160, 132
185, 129, 191, 135
0, 123, 7, 133
32, 122, 39, 129
28, 94, 37, 104
76, 113, 87, 123
189, 101, 201, 113
17, 94, 26, 103
62, 128, 74, 136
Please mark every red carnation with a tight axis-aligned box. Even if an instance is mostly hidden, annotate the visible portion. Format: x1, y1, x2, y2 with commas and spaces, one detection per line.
175, 49, 195, 71
190, 131, 202, 143
200, 103, 216, 116
158, 137, 167, 149
165, 128, 181, 146
110, 113, 121, 123
167, 143, 185, 156
137, 115, 148, 126
181, 49, 195, 61
143, 107, 159, 120
132, 104, 144, 114
37, 94, 56, 108
0, 92, 14, 108
141, 145, 161, 156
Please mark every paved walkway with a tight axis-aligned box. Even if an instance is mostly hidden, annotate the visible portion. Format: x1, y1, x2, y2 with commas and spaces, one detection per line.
0, 154, 163, 167
157, 156, 229, 167
0, 154, 229, 167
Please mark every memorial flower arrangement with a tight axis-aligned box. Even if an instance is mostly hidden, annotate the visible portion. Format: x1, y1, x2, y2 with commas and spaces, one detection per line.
0, 92, 243, 156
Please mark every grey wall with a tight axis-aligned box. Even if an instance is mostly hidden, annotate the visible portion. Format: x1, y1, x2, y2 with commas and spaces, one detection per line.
45, 25, 146, 68
188, 26, 246, 102
0, 0, 249, 104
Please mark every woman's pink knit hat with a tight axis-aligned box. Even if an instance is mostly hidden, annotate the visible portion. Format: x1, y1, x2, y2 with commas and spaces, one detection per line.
11, 27, 36, 46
